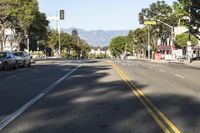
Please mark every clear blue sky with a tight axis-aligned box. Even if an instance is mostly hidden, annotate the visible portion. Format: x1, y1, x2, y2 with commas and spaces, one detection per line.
38, 0, 175, 30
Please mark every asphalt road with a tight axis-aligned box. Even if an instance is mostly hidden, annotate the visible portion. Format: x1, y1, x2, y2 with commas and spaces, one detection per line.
0, 59, 199, 133
114, 59, 200, 133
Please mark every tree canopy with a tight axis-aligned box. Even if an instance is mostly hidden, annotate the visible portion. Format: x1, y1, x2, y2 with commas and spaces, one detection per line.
0, 0, 49, 51
47, 29, 91, 59
173, 0, 200, 38
109, 36, 127, 57
175, 33, 198, 47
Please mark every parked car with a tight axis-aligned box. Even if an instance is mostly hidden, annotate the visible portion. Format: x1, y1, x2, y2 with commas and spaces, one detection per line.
0, 52, 18, 70
13, 51, 31, 67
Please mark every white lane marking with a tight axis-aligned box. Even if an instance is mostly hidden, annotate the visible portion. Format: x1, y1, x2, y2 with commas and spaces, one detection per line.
159, 69, 166, 73
0, 65, 81, 130
175, 74, 185, 79
62, 68, 72, 71
5, 75, 17, 80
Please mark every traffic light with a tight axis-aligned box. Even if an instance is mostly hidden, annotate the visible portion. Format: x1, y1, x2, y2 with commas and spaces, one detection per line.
60, 10, 64, 20
139, 14, 144, 24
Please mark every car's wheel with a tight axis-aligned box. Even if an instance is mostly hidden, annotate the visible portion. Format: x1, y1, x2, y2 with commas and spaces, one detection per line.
14, 61, 18, 69
27, 61, 31, 67
4, 62, 8, 71
23, 61, 26, 68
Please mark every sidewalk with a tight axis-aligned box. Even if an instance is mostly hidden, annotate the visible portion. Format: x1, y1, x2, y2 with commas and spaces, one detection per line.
184, 60, 200, 68
152, 59, 200, 68
129, 57, 200, 68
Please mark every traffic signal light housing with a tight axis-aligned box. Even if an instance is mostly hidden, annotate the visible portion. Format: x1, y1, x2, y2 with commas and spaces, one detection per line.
139, 14, 144, 24
60, 10, 64, 20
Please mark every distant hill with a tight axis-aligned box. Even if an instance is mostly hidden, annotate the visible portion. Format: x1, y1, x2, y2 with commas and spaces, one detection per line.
63, 28, 129, 46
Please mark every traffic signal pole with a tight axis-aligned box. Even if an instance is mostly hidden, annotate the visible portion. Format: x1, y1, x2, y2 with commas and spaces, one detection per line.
58, 19, 61, 58
188, 0, 191, 42
148, 26, 151, 60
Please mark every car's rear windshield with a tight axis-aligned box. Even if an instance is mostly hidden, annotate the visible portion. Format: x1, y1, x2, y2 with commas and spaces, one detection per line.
13, 52, 24, 56
0, 53, 6, 58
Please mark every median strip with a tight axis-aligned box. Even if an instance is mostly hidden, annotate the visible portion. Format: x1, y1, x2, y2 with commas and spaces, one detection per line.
110, 61, 181, 133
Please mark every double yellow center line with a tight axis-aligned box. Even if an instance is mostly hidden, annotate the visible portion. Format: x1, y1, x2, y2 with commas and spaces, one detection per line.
110, 61, 181, 133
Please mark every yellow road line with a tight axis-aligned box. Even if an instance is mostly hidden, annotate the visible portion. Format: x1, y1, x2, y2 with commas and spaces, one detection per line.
110, 61, 181, 133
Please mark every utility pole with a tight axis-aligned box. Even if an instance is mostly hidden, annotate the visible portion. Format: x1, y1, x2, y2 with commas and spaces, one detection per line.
148, 26, 151, 60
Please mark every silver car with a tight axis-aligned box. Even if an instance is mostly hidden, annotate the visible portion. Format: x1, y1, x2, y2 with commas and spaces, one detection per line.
13, 51, 31, 67
0, 52, 18, 70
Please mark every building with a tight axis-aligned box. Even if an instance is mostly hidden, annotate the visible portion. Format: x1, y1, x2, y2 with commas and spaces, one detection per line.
155, 26, 200, 61
89, 48, 111, 58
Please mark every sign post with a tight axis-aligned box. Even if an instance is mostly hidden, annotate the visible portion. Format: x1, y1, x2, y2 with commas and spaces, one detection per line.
144, 20, 156, 60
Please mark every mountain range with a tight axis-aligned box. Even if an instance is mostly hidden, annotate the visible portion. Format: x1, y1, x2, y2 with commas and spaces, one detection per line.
63, 28, 129, 47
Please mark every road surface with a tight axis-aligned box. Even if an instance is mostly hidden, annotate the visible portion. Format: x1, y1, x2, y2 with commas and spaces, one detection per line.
0, 59, 199, 133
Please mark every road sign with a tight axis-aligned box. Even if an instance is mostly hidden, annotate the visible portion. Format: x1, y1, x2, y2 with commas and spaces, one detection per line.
144, 20, 157, 25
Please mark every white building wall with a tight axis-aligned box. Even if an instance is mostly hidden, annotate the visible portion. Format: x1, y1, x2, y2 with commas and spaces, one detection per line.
2, 28, 18, 51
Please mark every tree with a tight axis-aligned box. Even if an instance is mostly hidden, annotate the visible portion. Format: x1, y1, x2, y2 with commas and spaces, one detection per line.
47, 29, 91, 58
109, 36, 127, 58
175, 33, 198, 47
47, 30, 59, 50
71, 29, 82, 58
126, 30, 134, 53
78, 40, 91, 58
141, 1, 177, 37
128, 28, 148, 54
173, 0, 200, 39
0, 0, 48, 51
0, 0, 17, 51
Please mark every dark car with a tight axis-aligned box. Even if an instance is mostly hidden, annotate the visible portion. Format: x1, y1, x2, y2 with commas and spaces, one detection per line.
0, 52, 18, 70
13, 51, 31, 67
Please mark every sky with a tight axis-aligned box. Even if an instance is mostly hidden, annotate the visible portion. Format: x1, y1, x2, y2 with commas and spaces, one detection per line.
38, 0, 175, 31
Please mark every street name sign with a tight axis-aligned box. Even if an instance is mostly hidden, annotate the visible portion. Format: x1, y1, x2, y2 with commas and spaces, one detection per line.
144, 20, 157, 25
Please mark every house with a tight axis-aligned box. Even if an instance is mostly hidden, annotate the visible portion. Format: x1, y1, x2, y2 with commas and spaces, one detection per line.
155, 32, 174, 61
155, 26, 200, 61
